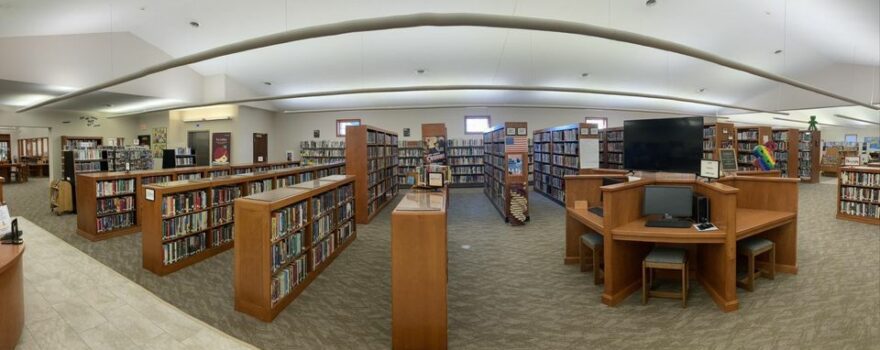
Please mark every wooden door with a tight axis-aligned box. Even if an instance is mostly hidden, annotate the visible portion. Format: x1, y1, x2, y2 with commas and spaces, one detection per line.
253, 133, 268, 163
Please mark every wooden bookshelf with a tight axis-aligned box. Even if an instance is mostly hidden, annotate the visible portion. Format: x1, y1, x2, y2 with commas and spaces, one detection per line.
702, 122, 736, 160
18, 137, 49, 177
162, 148, 196, 168
837, 166, 880, 225
798, 130, 821, 183
771, 129, 800, 178
735, 126, 772, 171
447, 139, 483, 188
398, 140, 424, 187
234, 175, 356, 321
75, 174, 138, 240
75, 162, 341, 241
391, 186, 448, 349
300, 140, 346, 165
483, 122, 529, 225
528, 138, 534, 184
345, 125, 399, 224
533, 123, 600, 205
600, 127, 624, 169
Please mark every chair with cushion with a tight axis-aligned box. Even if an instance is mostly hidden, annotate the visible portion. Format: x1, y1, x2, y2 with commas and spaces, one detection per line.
736, 237, 775, 292
642, 246, 688, 308
579, 232, 604, 285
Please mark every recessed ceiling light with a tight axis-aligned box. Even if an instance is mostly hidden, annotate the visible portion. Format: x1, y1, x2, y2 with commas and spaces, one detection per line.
104, 104, 113, 107
646, 0, 657, 6
581, 73, 590, 78
263, 82, 272, 86
189, 21, 200, 28
774, 49, 783, 54
697, 88, 706, 93
416, 69, 426, 74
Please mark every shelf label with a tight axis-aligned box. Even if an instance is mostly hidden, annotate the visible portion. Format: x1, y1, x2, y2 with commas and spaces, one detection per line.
145, 188, 155, 201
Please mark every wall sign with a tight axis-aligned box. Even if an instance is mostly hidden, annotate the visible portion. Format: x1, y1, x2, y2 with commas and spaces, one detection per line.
719, 149, 738, 175
403, 128, 411, 137
211, 132, 231, 165
313, 130, 320, 138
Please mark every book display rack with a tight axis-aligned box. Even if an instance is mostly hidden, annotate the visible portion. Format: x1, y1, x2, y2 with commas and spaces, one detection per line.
398, 140, 424, 187
837, 166, 880, 225
772, 129, 800, 178
798, 130, 821, 183
75, 162, 341, 241
532, 123, 600, 205
447, 139, 484, 187
345, 125, 399, 224
483, 122, 529, 225
300, 140, 346, 165
234, 175, 356, 321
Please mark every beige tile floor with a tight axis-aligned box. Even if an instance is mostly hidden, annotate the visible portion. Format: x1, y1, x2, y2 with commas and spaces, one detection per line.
13, 217, 257, 350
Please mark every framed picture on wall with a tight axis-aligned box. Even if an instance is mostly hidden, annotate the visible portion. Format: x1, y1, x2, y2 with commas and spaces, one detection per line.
212, 132, 231, 165
137, 135, 151, 147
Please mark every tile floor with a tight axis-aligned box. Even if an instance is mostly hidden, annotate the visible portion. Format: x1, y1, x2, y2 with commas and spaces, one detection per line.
13, 217, 255, 350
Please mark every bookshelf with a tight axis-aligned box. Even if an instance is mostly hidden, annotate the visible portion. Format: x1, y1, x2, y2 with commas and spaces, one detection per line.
234, 175, 356, 321
837, 166, 880, 225
75, 174, 138, 240
798, 130, 821, 183
447, 139, 483, 187
17, 137, 49, 176
300, 140, 346, 165
483, 122, 529, 225
600, 127, 624, 169
60, 136, 104, 180
528, 138, 534, 184
398, 140, 424, 187
702, 122, 736, 160
532, 123, 600, 205
345, 125, 399, 224
771, 129, 800, 178
75, 162, 342, 241
104, 146, 153, 171
162, 148, 196, 168
735, 126, 772, 171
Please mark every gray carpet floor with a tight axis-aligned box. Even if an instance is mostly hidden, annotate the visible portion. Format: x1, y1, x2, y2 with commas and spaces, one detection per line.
6, 177, 879, 349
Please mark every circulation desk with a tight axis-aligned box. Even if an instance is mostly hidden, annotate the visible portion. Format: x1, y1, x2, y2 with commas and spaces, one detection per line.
0, 243, 25, 349
564, 175, 798, 312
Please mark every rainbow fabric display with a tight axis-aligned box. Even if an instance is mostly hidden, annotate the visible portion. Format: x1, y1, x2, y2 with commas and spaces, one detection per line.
752, 145, 776, 171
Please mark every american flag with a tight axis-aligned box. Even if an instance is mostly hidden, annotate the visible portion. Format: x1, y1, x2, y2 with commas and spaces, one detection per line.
505, 136, 528, 153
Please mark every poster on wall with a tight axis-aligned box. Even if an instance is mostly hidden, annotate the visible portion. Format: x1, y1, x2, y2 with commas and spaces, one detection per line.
137, 135, 151, 148
865, 137, 880, 152
212, 132, 231, 165
507, 154, 523, 176
424, 136, 446, 164
151, 127, 167, 158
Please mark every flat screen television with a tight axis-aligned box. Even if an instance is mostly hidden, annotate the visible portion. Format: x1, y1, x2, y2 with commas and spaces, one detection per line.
623, 116, 703, 173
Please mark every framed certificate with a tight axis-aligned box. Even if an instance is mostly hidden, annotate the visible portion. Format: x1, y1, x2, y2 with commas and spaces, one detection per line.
506, 128, 516, 136
517, 127, 527, 136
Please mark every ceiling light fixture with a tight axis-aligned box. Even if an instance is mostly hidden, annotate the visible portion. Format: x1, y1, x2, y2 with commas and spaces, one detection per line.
416, 69, 426, 74
581, 73, 590, 78
263, 82, 272, 86
833, 113, 879, 125
697, 88, 706, 93
774, 49, 783, 54
646, 0, 657, 6
189, 21, 200, 28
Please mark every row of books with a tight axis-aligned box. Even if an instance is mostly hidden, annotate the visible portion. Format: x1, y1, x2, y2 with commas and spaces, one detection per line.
606, 143, 624, 152
211, 224, 234, 247
74, 161, 102, 172
552, 129, 580, 142
534, 143, 550, 153
300, 140, 345, 149
703, 140, 716, 150
449, 157, 483, 165
368, 168, 395, 187
552, 155, 579, 168
142, 175, 172, 185
451, 165, 483, 175
163, 232, 207, 266
271, 202, 307, 241
96, 212, 136, 233
738, 154, 756, 164
176, 157, 195, 166
737, 142, 757, 152
212, 186, 241, 206
174, 147, 195, 156
552, 143, 578, 155
703, 126, 716, 138
366, 131, 397, 145
605, 130, 624, 142
448, 139, 482, 147
399, 149, 423, 157
533, 132, 551, 143
533, 153, 550, 163
737, 130, 759, 141
272, 231, 304, 273
162, 191, 207, 217
606, 153, 623, 164
311, 234, 337, 269
211, 205, 233, 226
839, 202, 880, 219
452, 174, 484, 184
367, 157, 393, 171
338, 200, 354, 222
249, 179, 273, 194
106, 147, 153, 171
312, 191, 335, 219
301, 149, 345, 157
70, 148, 103, 160
162, 211, 208, 241
96, 179, 136, 197
398, 141, 424, 148
312, 215, 333, 242
337, 184, 353, 202
63, 139, 99, 151
96, 196, 134, 216
400, 158, 422, 167
840, 187, 879, 203
840, 171, 880, 187
448, 148, 484, 156
178, 173, 202, 180
772, 131, 790, 142
338, 221, 355, 242
271, 256, 308, 305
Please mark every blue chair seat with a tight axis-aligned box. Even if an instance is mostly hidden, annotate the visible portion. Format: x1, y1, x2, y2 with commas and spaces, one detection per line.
738, 237, 773, 254
645, 247, 687, 264
580, 233, 603, 248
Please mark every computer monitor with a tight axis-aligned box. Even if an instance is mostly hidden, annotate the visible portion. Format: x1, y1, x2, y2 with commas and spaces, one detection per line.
643, 185, 693, 218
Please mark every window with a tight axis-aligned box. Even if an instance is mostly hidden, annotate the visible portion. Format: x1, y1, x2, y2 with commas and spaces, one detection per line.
465, 116, 491, 134
336, 119, 361, 137
845, 134, 858, 144
585, 117, 608, 130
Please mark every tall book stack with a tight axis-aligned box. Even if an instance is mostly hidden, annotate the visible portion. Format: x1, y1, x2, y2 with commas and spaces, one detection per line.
771, 129, 799, 178
532, 123, 600, 204
94, 178, 136, 234
483, 122, 529, 225
447, 139, 484, 187
798, 130, 821, 183
601, 128, 624, 169
299, 140, 346, 165
837, 167, 880, 225
345, 125, 399, 224
398, 140, 424, 186
735, 126, 771, 171
234, 175, 356, 321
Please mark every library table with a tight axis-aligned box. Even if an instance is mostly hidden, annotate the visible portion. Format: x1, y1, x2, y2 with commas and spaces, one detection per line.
0, 243, 24, 349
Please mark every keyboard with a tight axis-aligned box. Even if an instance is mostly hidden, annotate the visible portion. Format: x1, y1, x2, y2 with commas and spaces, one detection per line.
645, 220, 692, 228
588, 207, 604, 217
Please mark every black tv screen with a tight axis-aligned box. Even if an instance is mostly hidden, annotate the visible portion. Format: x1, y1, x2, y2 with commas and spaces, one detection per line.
623, 117, 703, 173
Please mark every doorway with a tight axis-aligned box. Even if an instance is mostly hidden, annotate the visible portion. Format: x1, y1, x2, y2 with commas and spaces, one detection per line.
187, 131, 210, 166
253, 133, 268, 163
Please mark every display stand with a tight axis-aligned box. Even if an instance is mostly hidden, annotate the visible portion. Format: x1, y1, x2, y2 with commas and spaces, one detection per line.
483, 122, 529, 225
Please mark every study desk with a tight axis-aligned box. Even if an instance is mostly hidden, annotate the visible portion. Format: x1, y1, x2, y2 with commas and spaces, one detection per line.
0, 243, 25, 349
563, 175, 799, 312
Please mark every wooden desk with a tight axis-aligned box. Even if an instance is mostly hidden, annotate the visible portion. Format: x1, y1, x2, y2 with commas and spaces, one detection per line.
391, 187, 448, 350
26, 163, 48, 177
0, 243, 25, 349
563, 175, 799, 312
0, 163, 26, 183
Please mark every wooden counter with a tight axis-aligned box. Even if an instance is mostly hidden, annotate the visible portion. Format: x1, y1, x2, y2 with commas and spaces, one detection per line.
0, 243, 25, 349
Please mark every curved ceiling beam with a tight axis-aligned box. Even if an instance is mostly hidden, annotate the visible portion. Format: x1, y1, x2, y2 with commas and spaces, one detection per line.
18, 13, 877, 112
107, 84, 787, 117
280, 104, 717, 117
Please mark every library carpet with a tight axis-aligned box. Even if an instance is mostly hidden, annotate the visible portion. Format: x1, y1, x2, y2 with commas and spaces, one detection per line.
6, 178, 879, 349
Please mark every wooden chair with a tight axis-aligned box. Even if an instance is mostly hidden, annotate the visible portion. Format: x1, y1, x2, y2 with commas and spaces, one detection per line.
736, 237, 775, 292
579, 233, 604, 285
642, 247, 688, 308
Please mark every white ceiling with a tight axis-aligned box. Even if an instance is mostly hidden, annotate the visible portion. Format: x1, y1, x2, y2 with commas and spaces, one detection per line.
0, 0, 878, 115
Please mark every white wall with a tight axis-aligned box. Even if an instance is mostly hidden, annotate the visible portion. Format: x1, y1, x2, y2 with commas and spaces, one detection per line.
272, 107, 711, 160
